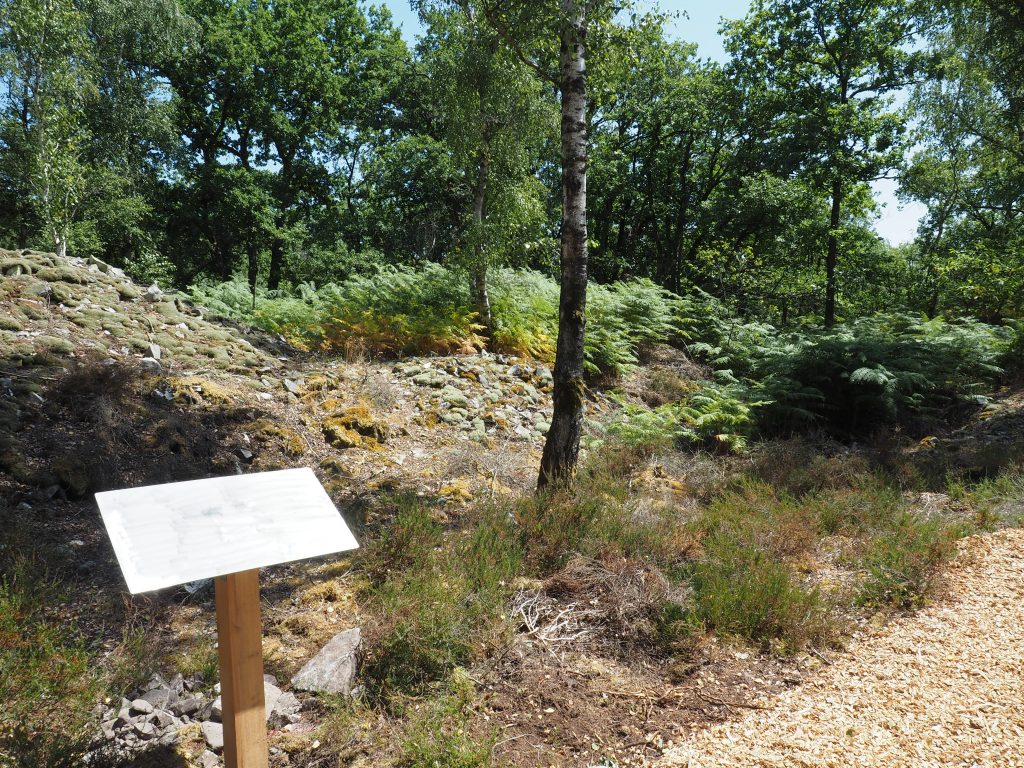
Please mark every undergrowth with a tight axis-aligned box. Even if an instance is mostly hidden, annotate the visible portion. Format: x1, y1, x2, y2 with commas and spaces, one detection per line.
352, 440, 1022, 729
0, 554, 102, 768
188, 268, 686, 376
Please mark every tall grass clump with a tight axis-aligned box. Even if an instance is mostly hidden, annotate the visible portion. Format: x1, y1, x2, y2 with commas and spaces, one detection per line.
686, 538, 830, 651
362, 498, 520, 704
0, 559, 102, 768
397, 669, 495, 768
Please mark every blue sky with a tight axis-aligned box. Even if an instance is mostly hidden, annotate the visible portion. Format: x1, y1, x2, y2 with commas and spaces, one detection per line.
379, 0, 926, 244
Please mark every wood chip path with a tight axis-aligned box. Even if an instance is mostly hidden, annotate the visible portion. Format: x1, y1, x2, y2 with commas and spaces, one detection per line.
660, 528, 1024, 768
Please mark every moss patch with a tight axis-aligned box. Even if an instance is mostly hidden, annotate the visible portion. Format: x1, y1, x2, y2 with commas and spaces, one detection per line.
168, 376, 236, 406
322, 403, 389, 450
244, 419, 307, 457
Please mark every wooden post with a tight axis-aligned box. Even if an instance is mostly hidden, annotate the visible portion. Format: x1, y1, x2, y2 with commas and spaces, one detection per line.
215, 569, 268, 768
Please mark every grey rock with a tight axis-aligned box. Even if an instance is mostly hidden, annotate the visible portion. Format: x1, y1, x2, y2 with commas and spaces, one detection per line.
149, 343, 162, 360
130, 698, 154, 715
144, 673, 167, 691
200, 750, 221, 768
234, 447, 254, 463
169, 673, 185, 694
144, 284, 163, 302
291, 627, 361, 695
201, 721, 224, 752
263, 681, 283, 719
273, 691, 300, 717
100, 719, 117, 740
184, 672, 205, 691
283, 378, 301, 395
141, 686, 175, 711
183, 579, 213, 596
132, 720, 156, 740
210, 680, 282, 724
172, 695, 202, 717
139, 356, 162, 373
158, 731, 178, 747
150, 709, 175, 729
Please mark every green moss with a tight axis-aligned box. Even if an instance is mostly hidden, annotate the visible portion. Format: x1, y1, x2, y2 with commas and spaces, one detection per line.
17, 302, 47, 321
69, 313, 101, 331
126, 336, 151, 354
0, 258, 37, 276
0, 317, 22, 332
152, 301, 185, 321
244, 419, 307, 457
35, 266, 90, 284
168, 376, 235, 406
35, 336, 74, 356
115, 283, 142, 300
47, 284, 76, 305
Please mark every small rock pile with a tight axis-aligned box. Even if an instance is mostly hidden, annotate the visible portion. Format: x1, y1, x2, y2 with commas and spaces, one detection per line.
394, 356, 557, 441
89, 671, 301, 765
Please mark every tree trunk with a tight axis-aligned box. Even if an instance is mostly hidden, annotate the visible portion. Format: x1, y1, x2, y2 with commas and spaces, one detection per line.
471, 149, 493, 340
268, 240, 284, 290
824, 179, 843, 327
538, 4, 588, 490
247, 242, 259, 311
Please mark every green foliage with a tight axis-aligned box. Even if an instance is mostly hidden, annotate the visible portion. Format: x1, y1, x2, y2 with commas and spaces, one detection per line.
609, 382, 760, 453
686, 540, 830, 652
320, 265, 482, 356
188, 268, 690, 375
0, 558, 102, 768
363, 499, 516, 702
857, 513, 959, 609
751, 315, 1008, 434
397, 669, 495, 768
681, 300, 1010, 436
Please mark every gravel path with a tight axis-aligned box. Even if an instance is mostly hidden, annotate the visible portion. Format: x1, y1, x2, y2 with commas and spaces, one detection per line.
660, 528, 1024, 768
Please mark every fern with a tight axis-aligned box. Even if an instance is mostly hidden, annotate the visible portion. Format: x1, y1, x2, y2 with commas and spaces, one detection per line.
609, 382, 763, 453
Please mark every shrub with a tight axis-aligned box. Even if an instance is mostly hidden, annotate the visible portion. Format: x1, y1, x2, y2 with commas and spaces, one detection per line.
752, 315, 1008, 435
681, 306, 1010, 436
187, 268, 691, 376
362, 501, 514, 702
319, 265, 483, 356
686, 535, 831, 652
857, 513, 960, 608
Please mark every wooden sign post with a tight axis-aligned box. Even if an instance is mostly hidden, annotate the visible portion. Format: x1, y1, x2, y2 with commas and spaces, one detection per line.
96, 468, 358, 768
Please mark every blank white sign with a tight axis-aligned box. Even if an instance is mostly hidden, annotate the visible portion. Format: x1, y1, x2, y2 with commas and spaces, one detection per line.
95, 468, 358, 593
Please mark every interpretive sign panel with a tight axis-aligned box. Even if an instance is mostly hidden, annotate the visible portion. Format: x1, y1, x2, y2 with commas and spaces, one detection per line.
96, 467, 358, 768
95, 467, 358, 593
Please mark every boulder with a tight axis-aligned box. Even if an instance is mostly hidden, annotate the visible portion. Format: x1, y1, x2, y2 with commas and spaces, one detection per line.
201, 721, 224, 752
291, 627, 361, 695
